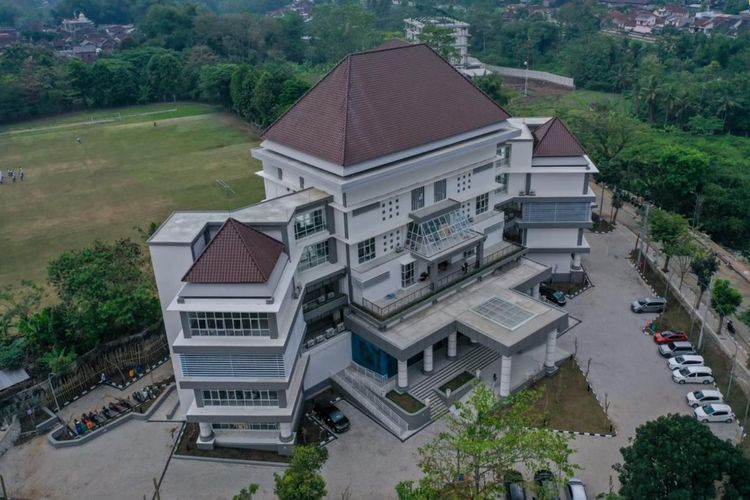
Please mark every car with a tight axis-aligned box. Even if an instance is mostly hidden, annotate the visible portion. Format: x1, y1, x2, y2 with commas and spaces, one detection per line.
631, 297, 666, 313
533, 470, 559, 500
658, 341, 696, 358
686, 389, 724, 408
505, 470, 527, 500
540, 284, 567, 306
667, 354, 705, 371
313, 401, 350, 433
653, 330, 689, 344
672, 366, 714, 385
564, 479, 588, 500
694, 403, 735, 423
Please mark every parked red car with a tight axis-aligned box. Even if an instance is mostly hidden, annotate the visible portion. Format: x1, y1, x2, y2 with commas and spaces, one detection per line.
654, 330, 689, 344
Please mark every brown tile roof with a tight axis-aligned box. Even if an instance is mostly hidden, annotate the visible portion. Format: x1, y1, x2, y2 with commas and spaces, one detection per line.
532, 117, 587, 157
182, 218, 284, 284
262, 41, 511, 167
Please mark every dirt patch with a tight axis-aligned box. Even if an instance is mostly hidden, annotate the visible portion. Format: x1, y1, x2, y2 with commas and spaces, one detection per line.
174, 423, 291, 463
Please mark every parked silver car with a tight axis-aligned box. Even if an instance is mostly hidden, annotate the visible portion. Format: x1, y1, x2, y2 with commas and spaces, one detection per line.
694, 403, 735, 423
667, 354, 704, 371
686, 389, 724, 408
672, 366, 714, 385
564, 479, 588, 500
659, 341, 696, 358
631, 297, 666, 313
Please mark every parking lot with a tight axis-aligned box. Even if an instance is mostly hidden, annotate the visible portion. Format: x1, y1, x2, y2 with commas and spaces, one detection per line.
557, 224, 743, 494
0, 223, 742, 499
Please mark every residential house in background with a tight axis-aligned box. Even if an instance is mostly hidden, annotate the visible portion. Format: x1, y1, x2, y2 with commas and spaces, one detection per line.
149, 41, 596, 453
404, 17, 470, 68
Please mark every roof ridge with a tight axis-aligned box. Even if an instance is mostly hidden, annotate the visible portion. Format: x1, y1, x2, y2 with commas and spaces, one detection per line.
535, 117, 556, 145
555, 117, 589, 157
181, 218, 233, 281
229, 218, 282, 281
353, 39, 417, 56
341, 55, 353, 166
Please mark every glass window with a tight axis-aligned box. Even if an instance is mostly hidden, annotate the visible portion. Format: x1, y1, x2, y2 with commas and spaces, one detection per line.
299, 176, 305, 189
495, 173, 508, 194
496, 144, 511, 166
406, 209, 476, 258
411, 186, 425, 211
523, 202, 591, 222
434, 179, 447, 202
299, 241, 329, 271
294, 208, 326, 239
186, 312, 270, 337
475, 193, 489, 215
358, 238, 376, 264
276, 167, 283, 180
401, 262, 415, 288
203, 389, 279, 407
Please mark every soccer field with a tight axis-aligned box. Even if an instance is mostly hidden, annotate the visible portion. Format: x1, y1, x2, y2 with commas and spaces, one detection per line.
0, 103, 265, 287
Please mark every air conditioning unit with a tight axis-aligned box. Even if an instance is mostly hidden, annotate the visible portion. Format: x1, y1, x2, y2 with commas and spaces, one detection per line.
327, 291, 335, 299
293, 285, 302, 299
325, 328, 336, 338
318, 295, 326, 304
336, 322, 345, 332
519, 190, 526, 196
528, 191, 536, 196
395, 245, 403, 253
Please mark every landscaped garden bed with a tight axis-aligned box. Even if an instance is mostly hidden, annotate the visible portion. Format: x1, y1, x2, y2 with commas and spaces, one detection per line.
174, 423, 291, 463
591, 212, 615, 233
386, 390, 425, 413
525, 359, 612, 435
439, 372, 475, 393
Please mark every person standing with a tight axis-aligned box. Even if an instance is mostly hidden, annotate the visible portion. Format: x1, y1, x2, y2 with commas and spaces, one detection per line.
19, 167, 24, 181
0, 169, 3, 185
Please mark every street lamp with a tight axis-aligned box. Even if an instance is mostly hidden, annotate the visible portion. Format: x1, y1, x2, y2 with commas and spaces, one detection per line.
47, 372, 60, 413
523, 60, 529, 97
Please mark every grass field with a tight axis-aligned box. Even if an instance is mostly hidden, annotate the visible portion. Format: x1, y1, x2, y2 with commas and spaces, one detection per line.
0, 103, 265, 287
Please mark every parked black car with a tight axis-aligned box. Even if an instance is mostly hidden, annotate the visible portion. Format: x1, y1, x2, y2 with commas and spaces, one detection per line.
540, 284, 567, 306
533, 470, 560, 500
313, 401, 350, 433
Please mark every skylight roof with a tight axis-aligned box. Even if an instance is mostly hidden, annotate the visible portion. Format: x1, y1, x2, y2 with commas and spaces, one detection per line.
472, 297, 537, 331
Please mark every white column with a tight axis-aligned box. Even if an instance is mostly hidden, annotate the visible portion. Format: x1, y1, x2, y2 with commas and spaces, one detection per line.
447, 332, 458, 359
572, 254, 582, 269
499, 355, 512, 397
397, 359, 408, 390
532, 284, 541, 300
423, 345, 433, 374
545, 329, 558, 373
279, 422, 294, 443
198, 422, 214, 440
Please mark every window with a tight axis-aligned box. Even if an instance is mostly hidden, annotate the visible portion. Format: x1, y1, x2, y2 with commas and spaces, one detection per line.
411, 186, 425, 211
434, 179, 447, 202
212, 422, 279, 431
382, 230, 402, 254
523, 202, 591, 222
202, 389, 279, 407
276, 167, 283, 180
496, 144, 511, 166
299, 241, 329, 271
381, 197, 400, 221
299, 176, 305, 189
294, 208, 326, 239
456, 173, 472, 193
401, 262, 415, 288
358, 238, 376, 263
187, 312, 270, 337
495, 173, 508, 194
475, 193, 489, 215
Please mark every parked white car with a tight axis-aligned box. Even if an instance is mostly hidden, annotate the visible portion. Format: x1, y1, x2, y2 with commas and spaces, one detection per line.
667, 354, 704, 371
672, 366, 714, 385
686, 389, 724, 408
694, 403, 735, 423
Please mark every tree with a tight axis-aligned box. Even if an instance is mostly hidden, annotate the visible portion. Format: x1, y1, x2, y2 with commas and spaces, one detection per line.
473, 73, 510, 106
146, 53, 182, 101
690, 251, 719, 308
649, 208, 690, 272
672, 237, 697, 291
274, 445, 328, 500
308, 4, 378, 63
610, 188, 624, 225
233, 483, 259, 500
409, 384, 577, 499
616, 414, 750, 499
711, 279, 742, 335
198, 64, 236, 107
418, 25, 458, 63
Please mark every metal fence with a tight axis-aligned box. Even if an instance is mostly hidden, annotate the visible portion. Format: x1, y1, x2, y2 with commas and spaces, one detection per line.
338, 371, 408, 433
360, 243, 524, 320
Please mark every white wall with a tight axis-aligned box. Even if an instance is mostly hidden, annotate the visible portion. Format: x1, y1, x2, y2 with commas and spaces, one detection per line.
530, 173, 586, 197
527, 253, 572, 275
526, 228, 579, 248
304, 332, 352, 391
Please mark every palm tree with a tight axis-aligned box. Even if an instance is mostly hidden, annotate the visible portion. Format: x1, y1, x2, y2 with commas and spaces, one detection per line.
611, 189, 624, 225
716, 93, 739, 133
642, 75, 660, 123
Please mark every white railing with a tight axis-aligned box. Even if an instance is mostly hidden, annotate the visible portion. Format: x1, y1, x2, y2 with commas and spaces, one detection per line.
337, 372, 408, 433
349, 362, 388, 383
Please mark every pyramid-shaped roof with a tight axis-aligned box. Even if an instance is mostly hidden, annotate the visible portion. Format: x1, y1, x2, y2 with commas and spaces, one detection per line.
263, 41, 511, 167
532, 117, 587, 157
182, 218, 284, 284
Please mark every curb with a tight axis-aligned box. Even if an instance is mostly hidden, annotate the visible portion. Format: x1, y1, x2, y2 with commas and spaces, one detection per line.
554, 429, 616, 438
171, 453, 290, 468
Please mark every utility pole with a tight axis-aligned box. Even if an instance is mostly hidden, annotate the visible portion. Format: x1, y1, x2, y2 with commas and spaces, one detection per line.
697, 275, 713, 351
599, 185, 606, 222
523, 60, 529, 97
726, 334, 738, 402
637, 203, 650, 271
47, 372, 60, 413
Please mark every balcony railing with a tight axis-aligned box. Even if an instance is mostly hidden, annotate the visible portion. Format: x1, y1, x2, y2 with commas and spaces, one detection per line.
358, 243, 525, 321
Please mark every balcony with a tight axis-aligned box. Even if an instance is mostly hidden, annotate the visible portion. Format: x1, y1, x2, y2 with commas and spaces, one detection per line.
406, 200, 484, 261
358, 242, 525, 321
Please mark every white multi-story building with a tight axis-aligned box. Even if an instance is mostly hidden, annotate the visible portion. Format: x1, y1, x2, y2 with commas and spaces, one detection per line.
404, 17, 470, 67
149, 40, 596, 453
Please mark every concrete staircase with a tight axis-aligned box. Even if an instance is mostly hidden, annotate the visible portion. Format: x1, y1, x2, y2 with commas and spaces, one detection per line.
408, 345, 500, 420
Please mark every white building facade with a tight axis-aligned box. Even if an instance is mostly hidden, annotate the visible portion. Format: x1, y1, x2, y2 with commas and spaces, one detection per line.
404, 17, 470, 67
149, 41, 596, 452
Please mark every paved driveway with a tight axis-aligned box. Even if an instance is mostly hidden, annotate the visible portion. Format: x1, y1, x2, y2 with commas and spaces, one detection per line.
557, 225, 743, 494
